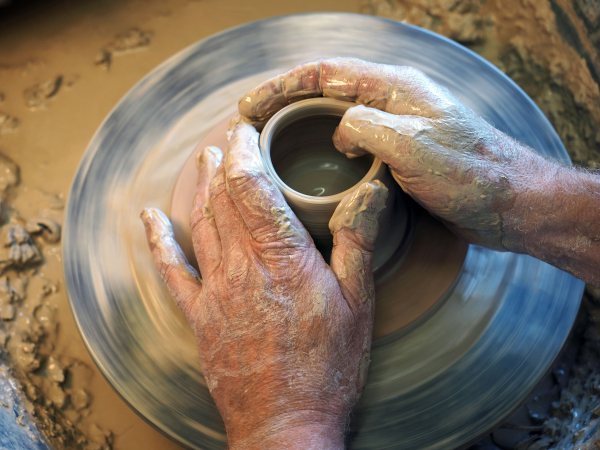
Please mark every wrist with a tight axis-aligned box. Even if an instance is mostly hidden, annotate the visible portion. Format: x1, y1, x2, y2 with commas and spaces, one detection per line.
226, 411, 346, 450
500, 146, 600, 285
499, 144, 556, 255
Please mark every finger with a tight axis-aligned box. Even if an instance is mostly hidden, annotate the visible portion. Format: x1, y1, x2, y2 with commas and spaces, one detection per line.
208, 154, 252, 257
329, 181, 388, 314
333, 104, 433, 167
191, 146, 223, 277
238, 57, 446, 124
238, 59, 323, 124
141, 208, 201, 323
223, 117, 311, 247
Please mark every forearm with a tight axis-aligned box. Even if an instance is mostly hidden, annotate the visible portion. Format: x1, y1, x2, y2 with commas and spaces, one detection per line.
502, 147, 600, 287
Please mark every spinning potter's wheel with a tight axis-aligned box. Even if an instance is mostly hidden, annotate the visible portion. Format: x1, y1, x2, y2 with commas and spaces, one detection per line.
64, 13, 585, 450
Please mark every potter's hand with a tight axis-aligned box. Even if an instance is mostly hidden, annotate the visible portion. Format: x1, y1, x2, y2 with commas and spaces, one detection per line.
239, 57, 600, 287
238, 57, 525, 250
141, 118, 388, 450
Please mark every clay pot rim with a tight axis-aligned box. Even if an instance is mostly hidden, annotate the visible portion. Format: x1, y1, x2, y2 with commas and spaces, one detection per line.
259, 97, 384, 205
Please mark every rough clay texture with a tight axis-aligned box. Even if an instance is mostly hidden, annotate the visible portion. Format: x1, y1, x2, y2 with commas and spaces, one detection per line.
0, 155, 113, 450
360, 1, 600, 449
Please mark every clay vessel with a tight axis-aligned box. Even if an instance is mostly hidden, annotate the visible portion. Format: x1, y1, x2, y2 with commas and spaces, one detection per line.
259, 98, 401, 267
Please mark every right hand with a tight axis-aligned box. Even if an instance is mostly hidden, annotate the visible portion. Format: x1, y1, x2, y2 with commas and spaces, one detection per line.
238, 57, 547, 252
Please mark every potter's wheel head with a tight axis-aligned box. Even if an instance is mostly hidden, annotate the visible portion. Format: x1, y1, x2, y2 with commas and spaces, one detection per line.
64, 13, 584, 450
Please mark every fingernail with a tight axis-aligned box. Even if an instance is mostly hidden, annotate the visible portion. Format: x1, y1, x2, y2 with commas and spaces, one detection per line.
140, 208, 157, 242
140, 207, 160, 228
140, 207, 175, 245
196, 146, 222, 170
140, 207, 152, 224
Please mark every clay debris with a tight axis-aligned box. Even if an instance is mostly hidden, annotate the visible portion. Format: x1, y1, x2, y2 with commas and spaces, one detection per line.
0, 111, 19, 134
95, 28, 153, 70
0, 224, 42, 273
361, 0, 489, 44
0, 155, 114, 450
24, 76, 63, 110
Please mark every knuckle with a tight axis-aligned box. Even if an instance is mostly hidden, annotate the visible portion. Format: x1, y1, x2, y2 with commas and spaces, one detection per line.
208, 173, 226, 197
190, 211, 208, 234
191, 198, 215, 231
226, 265, 249, 290
177, 292, 198, 321
224, 247, 250, 289
226, 168, 261, 193
345, 104, 364, 120
403, 66, 428, 83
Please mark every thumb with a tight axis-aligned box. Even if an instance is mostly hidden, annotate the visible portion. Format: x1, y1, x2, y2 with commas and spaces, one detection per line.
141, 208, 202, 326
332, 104, 431, 167
329, 181, 388, 314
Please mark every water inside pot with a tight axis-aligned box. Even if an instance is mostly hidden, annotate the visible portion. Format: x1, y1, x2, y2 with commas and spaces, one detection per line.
270, 114, 373, 197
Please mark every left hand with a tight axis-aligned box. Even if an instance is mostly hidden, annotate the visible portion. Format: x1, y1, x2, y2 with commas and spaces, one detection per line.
141, 118, 388, 449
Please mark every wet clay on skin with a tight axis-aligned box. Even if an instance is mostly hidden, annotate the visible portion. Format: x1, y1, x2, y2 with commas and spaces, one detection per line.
329, 180, 388, 244
240, 58, 521, 251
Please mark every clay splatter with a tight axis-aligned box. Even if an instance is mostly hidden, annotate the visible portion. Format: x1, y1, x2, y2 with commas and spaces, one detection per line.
24, 76, 63, 110
0, 111, 19, 134
0, 153, 115, 450
95, 28, 153, 70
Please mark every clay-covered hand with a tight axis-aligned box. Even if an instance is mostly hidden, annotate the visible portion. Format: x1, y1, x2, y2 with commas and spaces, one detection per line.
238, 57, 547, 251
141, 118, 388, 449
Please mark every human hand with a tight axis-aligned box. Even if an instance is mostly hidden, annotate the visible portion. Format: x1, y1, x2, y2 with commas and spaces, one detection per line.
238, 57, 547, 252
141, 118, 388, 449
